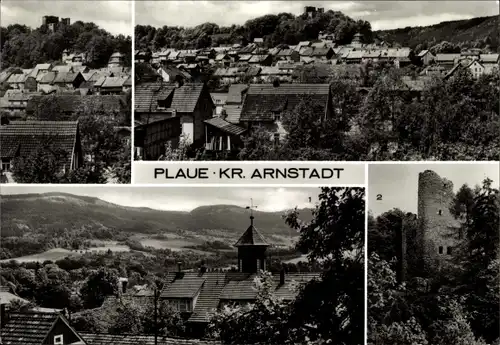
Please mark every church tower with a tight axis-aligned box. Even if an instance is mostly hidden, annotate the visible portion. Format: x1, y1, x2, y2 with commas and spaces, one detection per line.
234, 214, 269, 273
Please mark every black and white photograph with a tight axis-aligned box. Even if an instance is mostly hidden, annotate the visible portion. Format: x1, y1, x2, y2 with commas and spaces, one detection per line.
134, 1, 499, 161
367, 163, 500, 345
0, 186, 365, 345
0, 1, 132, 184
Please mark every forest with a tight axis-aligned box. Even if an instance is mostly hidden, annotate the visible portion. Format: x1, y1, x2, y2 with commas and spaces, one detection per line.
1, 21, 132, 69
135, 10, 373, 50
368, 179, 499, 345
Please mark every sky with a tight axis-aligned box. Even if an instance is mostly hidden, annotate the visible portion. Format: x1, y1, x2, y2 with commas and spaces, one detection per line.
369, 163, 500, 217
1, 0, 132, 36
0, 186, 321, 212
135, 1, 499, 30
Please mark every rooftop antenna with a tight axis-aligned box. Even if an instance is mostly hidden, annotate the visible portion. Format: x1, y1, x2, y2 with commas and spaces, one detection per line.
245, 198, 258, 226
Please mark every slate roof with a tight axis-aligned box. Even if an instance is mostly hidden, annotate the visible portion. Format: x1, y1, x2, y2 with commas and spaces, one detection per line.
234, 224, 269, 246
0, 121, 79, 170
240, 84, 330, 122
134, 82, 206, 113
204, 117, 246, 136
81, 333, 220, 345
0, 312, 85, 345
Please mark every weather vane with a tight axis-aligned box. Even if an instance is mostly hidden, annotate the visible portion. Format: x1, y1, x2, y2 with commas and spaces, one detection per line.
246, 198, 258, 222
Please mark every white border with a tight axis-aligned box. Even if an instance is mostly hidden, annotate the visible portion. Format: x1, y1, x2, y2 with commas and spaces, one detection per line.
130, 0, 136, 183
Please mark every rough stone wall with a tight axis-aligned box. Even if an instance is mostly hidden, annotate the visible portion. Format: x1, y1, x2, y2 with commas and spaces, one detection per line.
417, 170, 459, 271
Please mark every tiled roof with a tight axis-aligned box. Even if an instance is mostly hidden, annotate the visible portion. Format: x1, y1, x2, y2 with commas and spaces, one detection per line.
101, 76, 129, 88
135, 82, 206, 113
234, 224, 269, 246
38, 71, 58, 84
0, 312, 84, 345
223, 104, 243, 124
6, 74, 28, 84
226, 84, 248, 104
204, 117, 246, 136
82, 333, 221, 345
162, 276, 206, 298
0, 312, 58, 345
53, 72, 81, 84
0, 121, 79, 168
160, 271, 320, 323
240, 84, 330, 121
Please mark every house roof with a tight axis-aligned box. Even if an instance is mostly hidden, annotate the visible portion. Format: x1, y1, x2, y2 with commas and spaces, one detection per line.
159, 271, 320, 323
240, 84, 330, 122
0, 312, 85, 345
0, 286, 29, 305
6, 74, 28, 84
226, 84, 248, 104
52, 65, 73, 73
159, 65, 193, 81
53, 72, 82, 84
436, 53, 461, 62
38, 71, 58, 84
223, 105, 243, 124
134, 82, 208, 113
204, 117, 246, 136
0, 121, 79, 168
234, 224, 269, 246
81, 333, 220, 345
100, 76, 129, 88
480, 53, 499, 63
161, 276, 206, 298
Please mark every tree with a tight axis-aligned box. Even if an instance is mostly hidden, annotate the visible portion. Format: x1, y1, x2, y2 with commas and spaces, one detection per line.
80, 268, 119, 309
11, 138, 68, 183
238, 127, 279, 160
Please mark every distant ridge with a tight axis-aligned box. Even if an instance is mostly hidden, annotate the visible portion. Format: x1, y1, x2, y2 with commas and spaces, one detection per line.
1, 193, 313, 238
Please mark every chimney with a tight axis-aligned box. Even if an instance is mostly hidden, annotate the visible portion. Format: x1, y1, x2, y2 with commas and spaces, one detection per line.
177, 262, 182, 272
0, 304, 9, 328
279, 268, 286, 285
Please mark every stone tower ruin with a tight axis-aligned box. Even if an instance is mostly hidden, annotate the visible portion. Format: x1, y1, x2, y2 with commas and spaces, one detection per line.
416, 170, 460, 271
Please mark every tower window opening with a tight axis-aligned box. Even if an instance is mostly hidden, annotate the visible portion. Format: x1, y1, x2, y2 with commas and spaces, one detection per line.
438, 209, 442, 215
438, 246, 443, 254
447, 247, 452, 255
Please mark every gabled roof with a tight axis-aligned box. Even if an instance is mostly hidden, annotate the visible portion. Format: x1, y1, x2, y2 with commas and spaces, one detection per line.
480, 53, 499, 63
0, 312, 86, 345
134, 82, 208, 113
53, 72, 82, 84
240, 84, 330, 122
226, 84, 248, 104
38, 71, 58, 84
436, 53, 461, 62
6, 73, 28, 84
204, 117, 246, 136
100, 76, 129, 88
52, 65, 73, 73
159, 271, 320, 323
234, 224, 269, 246
0, 121, 79, 168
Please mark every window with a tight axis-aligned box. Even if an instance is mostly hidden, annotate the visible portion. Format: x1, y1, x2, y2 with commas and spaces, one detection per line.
257, 259, 260, 271
1, 161, 11, 172
179, 299, 189, 312
273, 113, 281, 121
447, 247, 452, 255
438, 246, 443, 254
438, 209, 442, 215
54, 335, 63, 345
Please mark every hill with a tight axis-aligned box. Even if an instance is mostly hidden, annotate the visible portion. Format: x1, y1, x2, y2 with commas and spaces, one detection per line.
376, 15, 499, 52
0, 192, 312, 239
